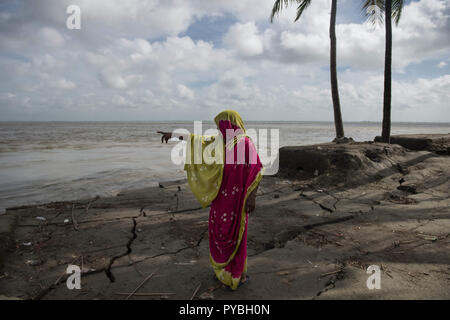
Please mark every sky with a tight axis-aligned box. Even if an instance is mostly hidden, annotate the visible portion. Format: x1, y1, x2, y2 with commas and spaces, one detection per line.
0, 0, 449, 122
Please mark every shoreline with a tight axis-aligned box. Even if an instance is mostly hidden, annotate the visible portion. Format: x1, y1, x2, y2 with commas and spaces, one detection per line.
1, 120, 450, 124
0, 134, 449, 300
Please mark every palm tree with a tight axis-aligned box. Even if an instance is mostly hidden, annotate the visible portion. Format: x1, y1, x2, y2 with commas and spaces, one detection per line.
363, 0, 403, 143
271, 0, 345, 140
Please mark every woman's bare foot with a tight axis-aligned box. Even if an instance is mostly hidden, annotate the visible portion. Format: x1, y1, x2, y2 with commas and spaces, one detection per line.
240, 274, 250, 285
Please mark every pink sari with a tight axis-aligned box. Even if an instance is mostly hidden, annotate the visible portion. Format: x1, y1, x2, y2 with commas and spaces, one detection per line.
209, 120, 263, 290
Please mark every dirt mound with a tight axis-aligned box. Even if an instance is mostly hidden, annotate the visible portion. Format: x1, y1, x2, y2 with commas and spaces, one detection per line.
277, 141, 412, 185
374, 134, 450, 154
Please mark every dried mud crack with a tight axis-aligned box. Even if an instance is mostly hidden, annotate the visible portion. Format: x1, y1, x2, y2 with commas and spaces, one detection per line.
299, 192, 335, 213
32, 210, 143, 299
105, 216, 140, 282
120, 227, 208, 268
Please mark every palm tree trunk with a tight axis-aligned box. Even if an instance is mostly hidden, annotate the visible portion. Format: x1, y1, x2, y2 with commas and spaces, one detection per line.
329, 0, 344, 139
382, 0, 392, 143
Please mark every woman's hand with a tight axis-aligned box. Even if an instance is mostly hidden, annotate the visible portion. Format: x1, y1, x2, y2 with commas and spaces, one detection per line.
246, 197, 256, 213
157, 131, 172, 143
245, 187, 258, 213
157, 131, 185, 143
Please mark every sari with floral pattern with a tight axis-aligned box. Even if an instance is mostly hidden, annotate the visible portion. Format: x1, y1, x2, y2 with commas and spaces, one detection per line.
184, 110, 263, 290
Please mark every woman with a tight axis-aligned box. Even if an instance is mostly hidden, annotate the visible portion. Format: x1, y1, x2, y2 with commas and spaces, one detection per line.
158, 110, 263, 290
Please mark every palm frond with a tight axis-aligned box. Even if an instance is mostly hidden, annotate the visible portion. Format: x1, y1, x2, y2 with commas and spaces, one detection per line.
392, 0, 404, 25
362, 0, 403, 26
270, 0, 312, 23
294, 0, 312, 22
362, 0, 385, 26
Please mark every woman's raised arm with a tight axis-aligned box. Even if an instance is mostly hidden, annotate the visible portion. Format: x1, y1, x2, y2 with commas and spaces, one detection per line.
157, 131, 188, 143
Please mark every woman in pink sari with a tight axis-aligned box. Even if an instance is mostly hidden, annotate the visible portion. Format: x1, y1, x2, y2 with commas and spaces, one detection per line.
158, 110, 263, 290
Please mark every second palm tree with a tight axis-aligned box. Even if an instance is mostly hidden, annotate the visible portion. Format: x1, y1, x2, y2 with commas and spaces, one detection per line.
271, 0, 345, 140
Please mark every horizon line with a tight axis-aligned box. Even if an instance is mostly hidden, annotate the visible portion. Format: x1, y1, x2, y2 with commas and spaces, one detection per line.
0, 120, 449, 125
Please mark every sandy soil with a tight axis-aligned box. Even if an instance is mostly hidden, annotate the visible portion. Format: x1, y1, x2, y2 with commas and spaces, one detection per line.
0, 136, 449, 300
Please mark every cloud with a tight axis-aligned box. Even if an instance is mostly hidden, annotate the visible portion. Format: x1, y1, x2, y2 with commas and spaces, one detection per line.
0, 0, 449, 122
223, 22, 264, 57
51, 78, 76, 89
38, 27, 65, 48
244, 0, 450, 71
177, 84, 195, 100
392, 0, 450, 69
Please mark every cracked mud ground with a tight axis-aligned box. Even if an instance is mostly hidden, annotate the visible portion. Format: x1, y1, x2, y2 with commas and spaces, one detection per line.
0, 143, 449, 300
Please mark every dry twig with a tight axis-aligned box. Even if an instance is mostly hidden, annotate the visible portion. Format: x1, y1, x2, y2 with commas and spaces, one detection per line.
125, 270, 157, 300
71, 204, 79, 231
190, 283, 202, 300
115, 292, 175, 297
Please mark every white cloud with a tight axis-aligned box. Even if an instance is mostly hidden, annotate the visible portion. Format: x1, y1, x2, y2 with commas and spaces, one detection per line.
0, 0, 449, 122
51, 78, 76, 89
392, 0, 450, 69
224, 22, 264, 57
99, 69, 129, 89
254, 0, 450, 71
177, 84, 195, 100
38, 27, 65, 48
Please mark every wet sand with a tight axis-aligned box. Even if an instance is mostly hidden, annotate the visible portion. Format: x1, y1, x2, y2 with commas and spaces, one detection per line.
0, 134, 449, 300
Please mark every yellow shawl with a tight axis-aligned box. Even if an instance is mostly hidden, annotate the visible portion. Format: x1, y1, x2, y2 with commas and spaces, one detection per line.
184, 110, 246, 207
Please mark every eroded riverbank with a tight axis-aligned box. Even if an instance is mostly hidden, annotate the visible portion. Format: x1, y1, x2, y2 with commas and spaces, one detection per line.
1, 135, 449, 299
